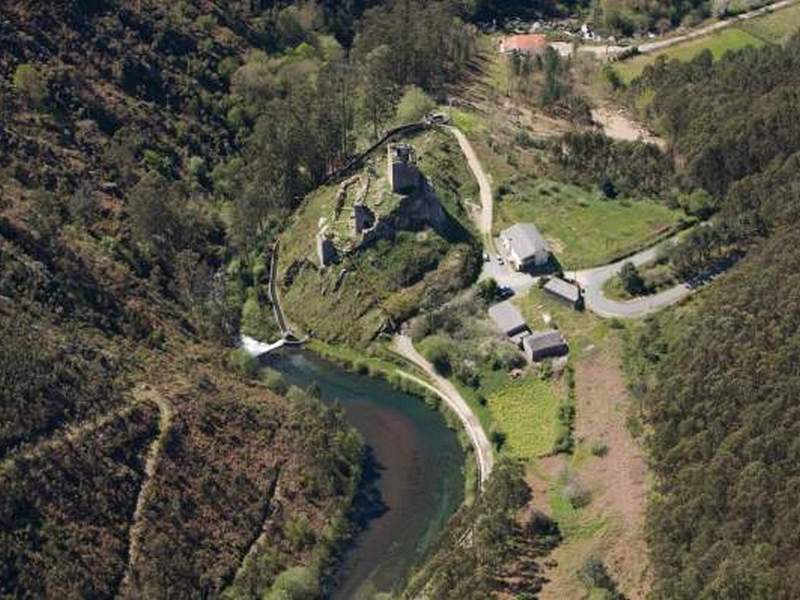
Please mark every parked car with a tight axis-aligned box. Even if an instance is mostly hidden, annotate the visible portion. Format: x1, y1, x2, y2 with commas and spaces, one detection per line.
498, 286, 514, 299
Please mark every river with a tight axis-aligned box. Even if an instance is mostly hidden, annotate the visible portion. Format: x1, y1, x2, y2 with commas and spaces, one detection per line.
267, 350, 465, 599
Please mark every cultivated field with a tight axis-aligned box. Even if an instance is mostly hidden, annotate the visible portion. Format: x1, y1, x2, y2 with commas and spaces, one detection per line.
740, 1, 800, 42
615, 27, 765, 83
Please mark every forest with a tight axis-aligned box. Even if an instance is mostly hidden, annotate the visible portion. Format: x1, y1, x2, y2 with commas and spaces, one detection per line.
624, 33, 800, 599
629, 35, 800, 276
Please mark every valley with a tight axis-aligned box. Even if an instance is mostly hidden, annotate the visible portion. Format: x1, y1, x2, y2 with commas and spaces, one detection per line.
2, 0, 800, 599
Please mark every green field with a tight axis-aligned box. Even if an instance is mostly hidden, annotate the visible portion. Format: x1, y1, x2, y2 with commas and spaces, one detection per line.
615, 27, 765, 83
495, 179, 685, 269
741, 2, 800, 43
484, 373, 561, 460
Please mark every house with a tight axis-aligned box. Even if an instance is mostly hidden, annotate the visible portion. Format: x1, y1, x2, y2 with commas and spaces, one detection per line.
522, 330, 568, 362
543, 277, 583, 309
488, 301, 530, 339
387, 143, 421, 193
499, 223, 550, 271
499, 34, 548, 56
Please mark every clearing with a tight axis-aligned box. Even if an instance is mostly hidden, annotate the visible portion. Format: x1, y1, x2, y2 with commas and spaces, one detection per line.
494, 178, 684, 269
515, 287, 650, 598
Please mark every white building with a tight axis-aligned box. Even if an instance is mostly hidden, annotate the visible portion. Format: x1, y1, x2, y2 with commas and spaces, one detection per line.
499, 223, 550, 271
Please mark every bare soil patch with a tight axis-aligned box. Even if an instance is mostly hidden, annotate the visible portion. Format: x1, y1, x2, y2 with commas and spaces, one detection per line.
591, 107, 667, 150
533, 343, 650, 600
575, 346, 650, 598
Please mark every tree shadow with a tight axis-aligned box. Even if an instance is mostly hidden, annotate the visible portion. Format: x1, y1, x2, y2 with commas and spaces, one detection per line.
348, 446, 389, 529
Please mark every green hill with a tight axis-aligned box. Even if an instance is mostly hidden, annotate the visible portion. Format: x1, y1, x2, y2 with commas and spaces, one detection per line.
277, 129, 481, 345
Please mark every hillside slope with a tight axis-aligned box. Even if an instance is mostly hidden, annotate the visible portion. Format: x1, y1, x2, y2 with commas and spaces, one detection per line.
623, 33, 800, 599
0, 2, 363, 598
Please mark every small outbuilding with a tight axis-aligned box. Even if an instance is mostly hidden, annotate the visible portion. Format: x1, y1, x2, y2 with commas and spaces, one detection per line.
522, 330, 568, 362
499, 223, 550, 271
488, 301, 529, 338
543, 277, 583, 309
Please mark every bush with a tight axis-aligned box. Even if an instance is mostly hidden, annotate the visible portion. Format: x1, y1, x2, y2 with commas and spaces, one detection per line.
619, 261, 646, 296
188, 156, 206, 178
490, 429, 507, 451
261, 368, 288, 395
578, 556, 623, 599
476, 277, 500, 304
13, 64, 47, 107
564, 477, 591, 509
421, 336, 453, 376
590, 440, 609, 457
264, 566, 318, 600
395, 85, 436, 124
284, 516, 315, 551
228, 348, 259, 379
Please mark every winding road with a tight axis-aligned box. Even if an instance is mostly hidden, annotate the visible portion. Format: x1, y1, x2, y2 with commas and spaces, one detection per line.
566, 239, 693, 319
393, 335, 494, 490
446, 123, 699, 319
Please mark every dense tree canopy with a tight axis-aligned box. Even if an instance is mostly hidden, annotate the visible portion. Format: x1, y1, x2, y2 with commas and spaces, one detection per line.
625, 32, 800, 600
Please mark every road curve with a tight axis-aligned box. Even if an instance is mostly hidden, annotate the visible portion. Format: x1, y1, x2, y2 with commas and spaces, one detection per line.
445, 126, 493, 237
393, 334, 494, 490
446, 122, 695, 319
567, 238, 692, 319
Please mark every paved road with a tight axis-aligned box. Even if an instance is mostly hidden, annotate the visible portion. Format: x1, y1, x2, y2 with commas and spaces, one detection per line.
581, 0, 799, 59
393, 335, 494, 490
566, 238, 692, 319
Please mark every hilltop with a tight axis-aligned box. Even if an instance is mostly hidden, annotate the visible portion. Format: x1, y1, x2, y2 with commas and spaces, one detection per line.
277, 128, 482, 344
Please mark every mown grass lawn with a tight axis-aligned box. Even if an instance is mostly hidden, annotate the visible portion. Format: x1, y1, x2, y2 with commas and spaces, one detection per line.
615, 27, 765, 83
495, 178, 685, 269
483, 372, 561, 460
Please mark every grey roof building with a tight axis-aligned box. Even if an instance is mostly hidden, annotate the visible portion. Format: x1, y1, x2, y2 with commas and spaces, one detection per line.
522, 330, 568, 362
544, 277, 582, 308
488, 301, 529, 338
499, 223, 550, 271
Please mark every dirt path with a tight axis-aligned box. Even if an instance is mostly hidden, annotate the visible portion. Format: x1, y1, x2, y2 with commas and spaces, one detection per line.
573, 349, 649, 597
445, 125, 493, 238
393, 335, 494, 489
119, 386, 174, 596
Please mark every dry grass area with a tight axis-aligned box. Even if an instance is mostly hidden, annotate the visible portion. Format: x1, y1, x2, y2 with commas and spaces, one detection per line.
521, 327, 649, 599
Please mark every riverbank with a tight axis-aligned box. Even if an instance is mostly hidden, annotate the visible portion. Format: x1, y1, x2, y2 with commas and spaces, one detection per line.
304, 338, 482, 502
264, 347, 466, 599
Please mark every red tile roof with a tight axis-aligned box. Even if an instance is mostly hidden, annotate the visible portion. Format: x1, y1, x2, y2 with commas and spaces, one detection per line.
500, 34, 547, 54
